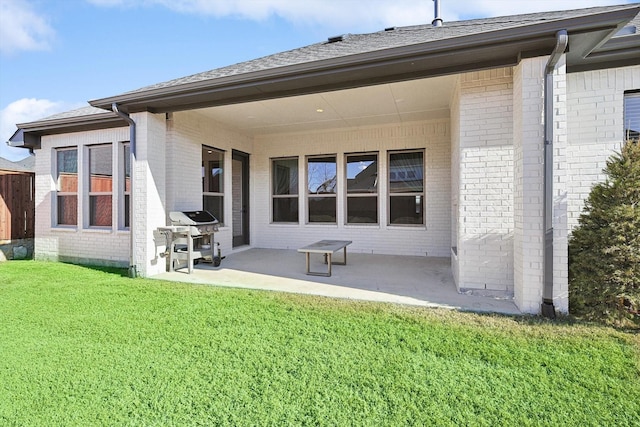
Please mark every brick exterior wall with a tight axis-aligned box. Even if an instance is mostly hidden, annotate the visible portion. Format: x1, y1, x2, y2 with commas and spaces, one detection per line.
30, 63, 638, 315
567, 65, 640, 230
513, 57, 546, 313
453, 68, 515, 292
34, 127, 130, 267
252, 120, 451, 257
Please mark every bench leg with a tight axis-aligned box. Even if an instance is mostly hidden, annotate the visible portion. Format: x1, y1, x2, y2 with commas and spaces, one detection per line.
304, 252, 332, 277
332, 247, 348, 266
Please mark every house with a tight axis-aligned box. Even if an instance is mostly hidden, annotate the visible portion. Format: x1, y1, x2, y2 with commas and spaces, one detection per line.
7, 4, 640, 315
0, 156, 35, 260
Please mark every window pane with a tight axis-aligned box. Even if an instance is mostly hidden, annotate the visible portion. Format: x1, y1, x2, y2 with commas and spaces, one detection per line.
124, 144, 131, 192
203, 147, 224, 193
624, 91, 640, 140
308, 156, 336, 194
204, 195, 224, 223
347, 154, 377, 194
308, 196, 336, 223
124, 194, 130, 228
347, 196, 377, 224
389, 152, 423, 193
57, 195, 77, 225
273, 197, 298, 222
90, 195, 112, 226
89, 145, 112, 192
57, 149, 77, 192
273, 158, 298, 195
390, 195, 423, 225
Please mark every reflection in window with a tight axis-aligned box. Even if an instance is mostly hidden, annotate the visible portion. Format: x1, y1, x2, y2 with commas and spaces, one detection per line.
272, 157, 299, 222
624, 90, 639, 141
307, 156, 336, 223
56, 148, 78, 226
389, 151, 424, 225
89, 144, 113, 227
123, 143, 131, 228
202, 146, 224, 223
346, 153, 378, 224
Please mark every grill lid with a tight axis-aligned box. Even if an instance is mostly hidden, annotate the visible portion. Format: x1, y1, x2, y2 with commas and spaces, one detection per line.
169, 210, 219, 225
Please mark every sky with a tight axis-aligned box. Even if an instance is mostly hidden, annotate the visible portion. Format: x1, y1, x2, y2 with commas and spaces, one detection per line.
1, 0, 638, 160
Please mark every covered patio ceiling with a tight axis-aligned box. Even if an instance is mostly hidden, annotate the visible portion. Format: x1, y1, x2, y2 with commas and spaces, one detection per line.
195, 75, 457, 135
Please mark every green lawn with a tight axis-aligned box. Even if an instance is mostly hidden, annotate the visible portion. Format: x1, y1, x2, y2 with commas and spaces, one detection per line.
1, 261, 639, 426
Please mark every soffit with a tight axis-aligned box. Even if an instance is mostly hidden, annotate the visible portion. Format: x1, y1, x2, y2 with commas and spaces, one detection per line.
194, 75, 456, 135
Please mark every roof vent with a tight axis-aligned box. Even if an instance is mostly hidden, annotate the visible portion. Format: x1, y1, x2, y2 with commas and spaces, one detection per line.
432, 0, 443, 27
615, 25, 637, 37
385, 27, 396, 32
327, 35, 344, 43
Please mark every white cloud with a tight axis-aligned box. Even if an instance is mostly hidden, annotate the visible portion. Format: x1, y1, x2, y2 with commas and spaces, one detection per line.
0, 0, 55, 55
439, 0, 637, 21
0, 98, 82, 161
85, 0, 637, 31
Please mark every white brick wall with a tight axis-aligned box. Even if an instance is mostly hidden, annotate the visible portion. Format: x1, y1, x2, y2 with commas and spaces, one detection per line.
450, 80, 461, 286
34, 127, 131, 267
552, 57, 568, 314
513, 57, 547, 314
252, 120, 451, 257
567, 65, 640, 230
454, 68, 514, 292
131, 112, 169, 277
166, 111, 253, 257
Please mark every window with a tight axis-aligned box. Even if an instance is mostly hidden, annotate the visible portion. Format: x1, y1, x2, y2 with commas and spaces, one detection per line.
272, 157, 299, 222
388, 150, 424, 225
88, 144, 113, 227
202, 146, 224, 223
346, 153, 378, 224
307, 155, 337, 223
624, 90, 640, 141
56, 148, 78, 226
123, 143, 131, 228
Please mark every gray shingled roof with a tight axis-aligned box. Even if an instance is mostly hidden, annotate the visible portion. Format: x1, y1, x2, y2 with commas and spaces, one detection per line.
0, 156, 34, 173
36, 105, 112, 122
121, 5, 637, 96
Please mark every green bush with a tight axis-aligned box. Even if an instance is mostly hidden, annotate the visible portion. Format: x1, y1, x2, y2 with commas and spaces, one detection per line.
569, 140, 640, 327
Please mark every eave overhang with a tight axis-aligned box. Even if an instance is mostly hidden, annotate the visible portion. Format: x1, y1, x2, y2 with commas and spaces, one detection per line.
90, 5, 640, 115
8, 111, 126, 150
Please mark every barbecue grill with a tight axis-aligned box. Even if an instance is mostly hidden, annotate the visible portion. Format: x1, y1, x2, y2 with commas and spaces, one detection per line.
156, 210, 221, 273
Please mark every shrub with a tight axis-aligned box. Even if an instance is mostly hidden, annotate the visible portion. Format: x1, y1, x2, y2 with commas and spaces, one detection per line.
569, 140, 640, 327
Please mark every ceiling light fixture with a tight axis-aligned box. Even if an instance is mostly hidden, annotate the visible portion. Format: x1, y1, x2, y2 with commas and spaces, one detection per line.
316, 108, 324, 113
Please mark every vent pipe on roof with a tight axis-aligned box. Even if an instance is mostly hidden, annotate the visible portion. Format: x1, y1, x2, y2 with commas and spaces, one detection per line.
432, 0, 443, 27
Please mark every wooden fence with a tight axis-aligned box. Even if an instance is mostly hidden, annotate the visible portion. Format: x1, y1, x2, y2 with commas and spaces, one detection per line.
0, 172, 35, 241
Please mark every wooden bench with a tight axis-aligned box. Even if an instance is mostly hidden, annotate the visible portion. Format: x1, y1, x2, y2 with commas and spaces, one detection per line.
298, 240, 352, 277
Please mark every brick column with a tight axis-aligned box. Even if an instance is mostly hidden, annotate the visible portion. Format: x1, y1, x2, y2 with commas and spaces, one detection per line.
513, 57, 546, 313
552, 57, 568, 314
131, 112, 167, 277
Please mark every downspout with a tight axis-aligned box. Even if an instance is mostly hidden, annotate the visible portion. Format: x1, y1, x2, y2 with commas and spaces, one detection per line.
541, 30, 568, 318
112, 103, 137, 278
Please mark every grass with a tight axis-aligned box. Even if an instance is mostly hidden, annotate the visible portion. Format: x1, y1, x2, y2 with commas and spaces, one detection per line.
1, 261, 639, 426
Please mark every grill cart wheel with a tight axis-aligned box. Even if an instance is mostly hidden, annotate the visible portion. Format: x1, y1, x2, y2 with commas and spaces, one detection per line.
213, 256, 221, 267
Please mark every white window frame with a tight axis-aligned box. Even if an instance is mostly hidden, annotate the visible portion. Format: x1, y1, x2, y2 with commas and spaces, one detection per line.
624, 90, 640, 141
202, 145, 225, 224
306, 154, 337, 224
345, 152, 379, 225
119, 142, 131, 230
271, 157, 299, 223
54, 147, 78, 227
387, 149, 425, 226
86, 143, 113, 228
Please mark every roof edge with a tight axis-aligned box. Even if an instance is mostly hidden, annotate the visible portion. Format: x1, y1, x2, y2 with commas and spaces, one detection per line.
90, 4, 640, 112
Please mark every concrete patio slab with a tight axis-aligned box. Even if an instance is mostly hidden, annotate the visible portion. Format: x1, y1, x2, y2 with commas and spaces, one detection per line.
151, 248, 521, 315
